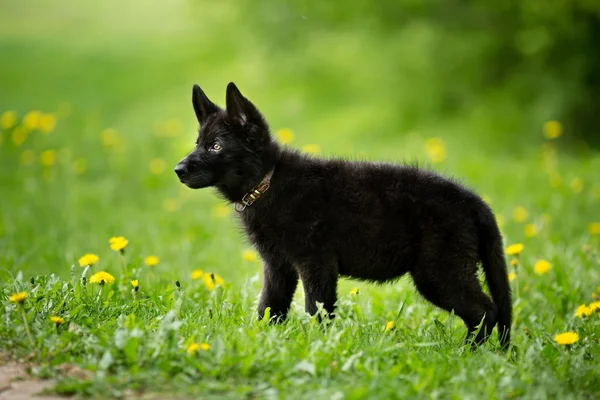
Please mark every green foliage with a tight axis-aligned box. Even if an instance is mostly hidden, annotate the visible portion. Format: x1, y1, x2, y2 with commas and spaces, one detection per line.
254, 0, 600, 145
2, 259, 600, 398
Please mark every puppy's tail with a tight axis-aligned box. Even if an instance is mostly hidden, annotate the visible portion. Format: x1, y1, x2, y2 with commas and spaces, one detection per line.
476, 204, 512, 348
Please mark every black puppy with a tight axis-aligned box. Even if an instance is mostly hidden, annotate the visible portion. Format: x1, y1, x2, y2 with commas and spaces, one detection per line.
175, 82, 512, 347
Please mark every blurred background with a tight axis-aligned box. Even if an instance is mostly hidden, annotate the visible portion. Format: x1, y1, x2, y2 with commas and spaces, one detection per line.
1, 0, 599, 283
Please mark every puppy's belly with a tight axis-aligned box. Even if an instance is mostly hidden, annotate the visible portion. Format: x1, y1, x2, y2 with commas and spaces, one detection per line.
338, 255, 412, 282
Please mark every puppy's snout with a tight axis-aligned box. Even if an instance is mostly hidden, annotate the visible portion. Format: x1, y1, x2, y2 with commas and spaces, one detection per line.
174, 162, 187, 178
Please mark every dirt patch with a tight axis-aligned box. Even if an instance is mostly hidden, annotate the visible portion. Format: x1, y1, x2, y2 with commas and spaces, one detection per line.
0, 361, 61, 399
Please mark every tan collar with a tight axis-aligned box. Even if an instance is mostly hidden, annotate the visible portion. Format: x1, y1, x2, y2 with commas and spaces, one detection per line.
234, 168, 275, 212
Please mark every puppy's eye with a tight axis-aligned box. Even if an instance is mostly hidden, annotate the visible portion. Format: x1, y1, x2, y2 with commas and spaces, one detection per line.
211, 143, 222, 152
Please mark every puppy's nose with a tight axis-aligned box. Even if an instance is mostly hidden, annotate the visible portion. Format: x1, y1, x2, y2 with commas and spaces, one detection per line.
174, 163, 187, 178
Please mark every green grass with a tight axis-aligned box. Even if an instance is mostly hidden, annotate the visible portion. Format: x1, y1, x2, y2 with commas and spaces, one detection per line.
1, 1, 600, 398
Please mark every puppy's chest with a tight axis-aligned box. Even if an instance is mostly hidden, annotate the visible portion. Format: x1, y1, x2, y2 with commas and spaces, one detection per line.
240, 209, 321, 249
240, 211, 270, 243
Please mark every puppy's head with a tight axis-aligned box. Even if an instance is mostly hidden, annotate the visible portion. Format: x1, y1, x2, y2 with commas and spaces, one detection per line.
174, 82, 272, 191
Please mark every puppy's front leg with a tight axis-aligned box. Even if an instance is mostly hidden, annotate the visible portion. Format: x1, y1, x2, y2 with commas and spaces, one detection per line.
258, 260, 298, 322
297, 262, 338, 318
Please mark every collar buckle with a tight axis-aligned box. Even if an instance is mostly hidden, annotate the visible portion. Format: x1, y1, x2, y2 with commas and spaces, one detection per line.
234, 169, 274, 212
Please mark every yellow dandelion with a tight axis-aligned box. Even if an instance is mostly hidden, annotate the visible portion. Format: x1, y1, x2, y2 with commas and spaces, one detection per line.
148, 158, 166, 174
534, 259, 552, 275
1, 110, 17, 130
9, 291, 27, 304
570, 177, 584, 194
212, 204, 231, 218
385, 320, 395, 332
20, 150, 35, 166
89, 271, 115, 285
163, 198, 179, 213
513, 206, 528, 223
23, 110, 42, 130
145, 256, 159, 267
588, 223, 600, 236
588, 301, 600, 312
200, 343, 211, 351
50, 316, 65, 326
543, 120, 562, 139
203, 273, 225, 291
11, 127, 28, 146
212, 273, 225, 287
506, 243, 524, 256
130, 280, 139, 289
187, 343, 200, 355
510, 259, 518, 267
101, 128, 119, 148
524, 223, 538, 238
73, 158, 87, 175
508, 272, 516, 283
554, 332, 578, 345
242, 249, 259, 262
276, 128, 294, 144
575, 304, 592, 318
302, 144, 321, 155
350, 288, 359, 296
109, 236, 128, 252
78, 253, 99, 267
424, 137, 446, 164
40, 150, 56, 167
191, 269, 204, 280
39, 113, 57, 134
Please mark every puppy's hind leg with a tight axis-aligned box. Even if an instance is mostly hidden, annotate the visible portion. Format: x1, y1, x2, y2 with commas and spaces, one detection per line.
411, 264, 498, 347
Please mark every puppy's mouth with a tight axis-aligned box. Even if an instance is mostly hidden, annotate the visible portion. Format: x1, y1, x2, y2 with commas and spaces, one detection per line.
178, 177, 199, 189
178, 173, 213, 189
175, 174, 188, 185
182, 181, 204, 190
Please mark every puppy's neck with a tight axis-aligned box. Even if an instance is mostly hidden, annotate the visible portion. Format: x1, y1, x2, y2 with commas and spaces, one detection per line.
216, 144, 280, 204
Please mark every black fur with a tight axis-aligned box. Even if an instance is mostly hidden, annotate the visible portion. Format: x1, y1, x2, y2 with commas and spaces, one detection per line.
175, 82, 512, 347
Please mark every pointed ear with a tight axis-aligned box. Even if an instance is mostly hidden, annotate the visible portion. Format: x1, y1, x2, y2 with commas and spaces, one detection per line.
192, 84, 219, 124
225, 82, 266, 127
